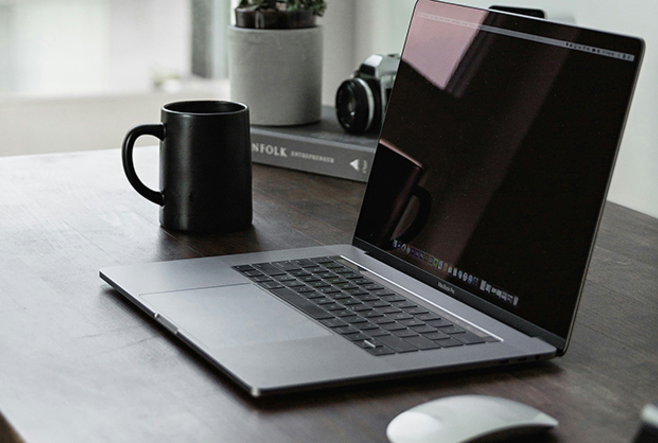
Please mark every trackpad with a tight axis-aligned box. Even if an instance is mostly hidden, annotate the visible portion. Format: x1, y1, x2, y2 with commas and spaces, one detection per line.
140, 284, 331, 347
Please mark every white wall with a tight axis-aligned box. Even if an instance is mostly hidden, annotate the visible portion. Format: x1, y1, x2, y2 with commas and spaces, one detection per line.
9, 1, 111, 95
0, 7, 13, 93
108, 0, 190, 92
346, 0, 658, 219
0, 0, 190, 95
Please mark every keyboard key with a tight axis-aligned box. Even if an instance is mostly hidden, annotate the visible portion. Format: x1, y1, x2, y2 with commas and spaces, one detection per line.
293, 286, 316, 294
260, 281, 284, 289
289, 270, 311, 277
351, 304, 372, 312
399, 318, 425, 327
253, 263, 286, 275
380, 322, 407, 331
292, 259, 317, 267
363, 310, 385, 318
374, 335, 418, 353
366, 328, 392, 337
353, 339, 381, 349
391, 328, 419, 338
363, 284, 385, 291
340, 284, 361, 291
381, 294, 406, 302
412, 325, 439, 334
427, 319, 454, 328
320, 318, 348, 328
342, 315, 367, 324
341, 298, 362, 306
395, 301, 420, 309
404, 335, 442, 350
242, 270, 264, 278
423, 331, 451, 340
454, 332, 486, 345
315, 297, 334, 305
333, 310, 354, 317
342, 273, 362, 280
356, 294, 379, 301
282, 280, 306, 288
388, 312, 413, 321
308, 281, 330, 288
311, 257, 334, 264
269, 287, 333, 320
442, 326, 466, 334
416, 313, 441, 321
380, 306, 402, 314
370, 316, 395, 325
271, 261, 302, 271
334, 326, 360, 335
407, 307, 430, 315
434, 337, 463, 347
365, 346, 395, 356
344, 332, 371, 341
356, 322, 379, 331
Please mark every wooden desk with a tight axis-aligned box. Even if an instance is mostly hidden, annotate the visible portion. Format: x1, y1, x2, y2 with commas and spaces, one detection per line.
1, 147, 657, 443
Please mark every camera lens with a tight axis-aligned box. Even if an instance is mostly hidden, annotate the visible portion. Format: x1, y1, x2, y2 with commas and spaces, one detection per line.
335, 78, 375, 134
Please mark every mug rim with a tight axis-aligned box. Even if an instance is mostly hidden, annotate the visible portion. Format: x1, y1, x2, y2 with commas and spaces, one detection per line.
162, 100, 248, 116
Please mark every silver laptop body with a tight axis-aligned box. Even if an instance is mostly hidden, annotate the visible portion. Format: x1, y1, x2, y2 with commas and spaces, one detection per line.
101, 0, 643, 397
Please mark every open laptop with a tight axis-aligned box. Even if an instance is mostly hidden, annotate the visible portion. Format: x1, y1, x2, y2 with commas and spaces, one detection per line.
100, 0, 643, 397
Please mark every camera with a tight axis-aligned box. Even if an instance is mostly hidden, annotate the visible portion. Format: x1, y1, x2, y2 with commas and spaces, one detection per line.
335, 53, 400, 134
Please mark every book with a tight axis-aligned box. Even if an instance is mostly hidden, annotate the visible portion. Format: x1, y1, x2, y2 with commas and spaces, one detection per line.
250, 106, 378, 183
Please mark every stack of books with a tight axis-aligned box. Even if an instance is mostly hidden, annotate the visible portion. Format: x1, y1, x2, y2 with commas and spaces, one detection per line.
250, 106, 378, 183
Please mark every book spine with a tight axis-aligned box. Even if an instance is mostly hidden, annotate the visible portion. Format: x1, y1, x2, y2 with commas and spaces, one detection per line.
250, 129, 376, 183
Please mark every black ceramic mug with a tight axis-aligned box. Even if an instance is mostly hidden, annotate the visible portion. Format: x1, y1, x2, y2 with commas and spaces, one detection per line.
122, 100, 252, 233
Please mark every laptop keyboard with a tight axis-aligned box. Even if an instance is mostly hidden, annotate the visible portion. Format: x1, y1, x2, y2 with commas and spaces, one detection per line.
233, 256, 498, 356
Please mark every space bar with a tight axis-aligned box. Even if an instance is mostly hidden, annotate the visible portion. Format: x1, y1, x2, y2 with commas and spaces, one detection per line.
269, 287, 333, 320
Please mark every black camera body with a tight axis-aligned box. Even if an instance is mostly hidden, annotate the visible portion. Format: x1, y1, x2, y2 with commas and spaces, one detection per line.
335, 54, 400, 134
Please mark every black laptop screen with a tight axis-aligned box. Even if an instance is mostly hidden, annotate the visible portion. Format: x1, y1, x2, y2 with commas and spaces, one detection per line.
354, 0, 643, 342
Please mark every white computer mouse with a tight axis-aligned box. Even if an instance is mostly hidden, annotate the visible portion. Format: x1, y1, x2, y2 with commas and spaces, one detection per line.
386, 394, 558, 443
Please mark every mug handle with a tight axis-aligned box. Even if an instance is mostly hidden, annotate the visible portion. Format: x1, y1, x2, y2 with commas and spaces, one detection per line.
121, 124, 166, 206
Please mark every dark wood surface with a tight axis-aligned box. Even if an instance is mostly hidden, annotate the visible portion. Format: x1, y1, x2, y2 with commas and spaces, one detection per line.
1, 146, 657, 443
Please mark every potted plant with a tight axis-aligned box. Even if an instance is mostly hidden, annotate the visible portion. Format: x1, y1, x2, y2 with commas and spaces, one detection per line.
228, 0, 328, 126
235, 0, 326, 29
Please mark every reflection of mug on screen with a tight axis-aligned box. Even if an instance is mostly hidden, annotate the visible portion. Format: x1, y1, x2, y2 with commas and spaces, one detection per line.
356, 141, 432, 250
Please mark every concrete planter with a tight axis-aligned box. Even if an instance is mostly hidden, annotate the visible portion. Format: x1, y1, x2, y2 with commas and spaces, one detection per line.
228, 25, 323, 126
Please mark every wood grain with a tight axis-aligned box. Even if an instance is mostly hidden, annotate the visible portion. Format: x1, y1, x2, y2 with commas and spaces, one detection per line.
0, 146, 656, 443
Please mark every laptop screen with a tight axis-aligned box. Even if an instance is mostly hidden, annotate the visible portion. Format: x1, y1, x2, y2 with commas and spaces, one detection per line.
354, 0, 643, 346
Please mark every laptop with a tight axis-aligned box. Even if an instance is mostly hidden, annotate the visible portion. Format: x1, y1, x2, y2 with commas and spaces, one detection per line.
100, 0, 643, 397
